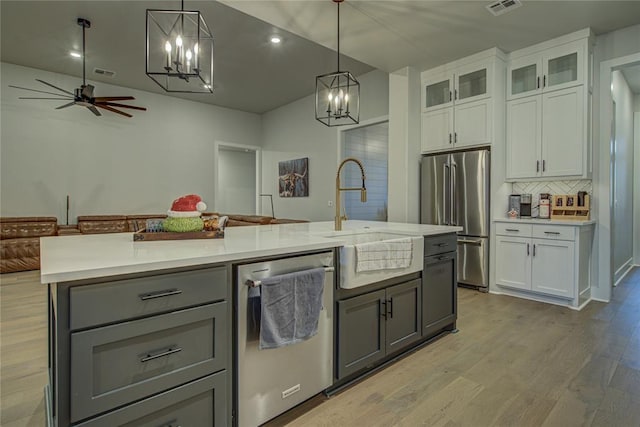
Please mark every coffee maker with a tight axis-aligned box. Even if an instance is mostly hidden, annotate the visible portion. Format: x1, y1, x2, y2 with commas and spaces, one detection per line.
520, 194, 532, 217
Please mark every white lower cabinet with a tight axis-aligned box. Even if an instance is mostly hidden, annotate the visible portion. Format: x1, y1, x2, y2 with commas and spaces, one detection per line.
494, 221, 594, 308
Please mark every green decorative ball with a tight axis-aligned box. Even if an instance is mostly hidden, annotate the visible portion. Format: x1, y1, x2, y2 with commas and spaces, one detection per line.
163, 217, 204, 232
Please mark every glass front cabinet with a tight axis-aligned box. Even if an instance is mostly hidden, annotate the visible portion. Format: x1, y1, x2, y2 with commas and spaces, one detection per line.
508, 39, 585, 100
422, 60, 492, 112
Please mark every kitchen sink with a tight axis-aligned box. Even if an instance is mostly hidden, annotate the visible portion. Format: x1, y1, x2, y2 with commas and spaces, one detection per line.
323, 231, 424, 289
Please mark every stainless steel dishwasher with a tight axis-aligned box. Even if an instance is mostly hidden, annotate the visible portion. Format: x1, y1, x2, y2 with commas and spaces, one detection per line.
235, 251, 334, 427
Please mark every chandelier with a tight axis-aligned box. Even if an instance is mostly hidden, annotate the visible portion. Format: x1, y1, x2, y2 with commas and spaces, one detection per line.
315, 0, 360, 127
146, 1, 214, 93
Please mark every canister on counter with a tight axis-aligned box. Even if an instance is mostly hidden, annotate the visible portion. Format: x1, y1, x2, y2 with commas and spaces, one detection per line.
539, 193, 551, 219
509, 194, 521, 218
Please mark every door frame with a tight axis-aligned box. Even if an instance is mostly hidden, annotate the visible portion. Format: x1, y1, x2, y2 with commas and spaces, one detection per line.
213, 141, 262, 215
595, 52, 640, 302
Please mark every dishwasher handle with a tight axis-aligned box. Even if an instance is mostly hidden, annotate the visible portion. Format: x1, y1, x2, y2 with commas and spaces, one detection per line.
246, 266, 335, 287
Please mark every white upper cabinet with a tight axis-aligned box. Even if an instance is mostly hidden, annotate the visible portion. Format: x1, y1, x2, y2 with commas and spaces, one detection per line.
421, 49, 505, 154
505, 29, 593, 180
508, 39, 585, 101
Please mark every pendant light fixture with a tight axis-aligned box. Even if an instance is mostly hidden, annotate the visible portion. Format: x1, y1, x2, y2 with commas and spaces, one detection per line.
146, 1, 214, 93
315, 0, 360, 127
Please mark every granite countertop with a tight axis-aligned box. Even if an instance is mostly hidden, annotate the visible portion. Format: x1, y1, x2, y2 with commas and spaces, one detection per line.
40, 220, 462, 284
493, 218, 596, 226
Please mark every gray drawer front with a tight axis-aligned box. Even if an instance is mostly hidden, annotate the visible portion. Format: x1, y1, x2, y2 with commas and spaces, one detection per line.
77, 371, 227, 427
70, 303, 228, 422
424, 233, 457, 257
70, 266, 227, 330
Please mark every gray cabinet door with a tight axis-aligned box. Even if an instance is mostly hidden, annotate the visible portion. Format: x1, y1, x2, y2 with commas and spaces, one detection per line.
70, 303, 227, 422
337, 289, 386, 379
76, 371, 227, 427
423, 252, 457, 337
385, 279, 422, 355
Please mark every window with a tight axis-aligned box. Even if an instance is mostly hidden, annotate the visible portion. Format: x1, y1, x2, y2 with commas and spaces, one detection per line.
341, 121, 388, 221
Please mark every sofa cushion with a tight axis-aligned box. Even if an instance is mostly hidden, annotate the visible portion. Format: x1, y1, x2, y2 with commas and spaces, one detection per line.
77, 215, 128, 234
0, 217, 57, 239
0, 237, 41, 273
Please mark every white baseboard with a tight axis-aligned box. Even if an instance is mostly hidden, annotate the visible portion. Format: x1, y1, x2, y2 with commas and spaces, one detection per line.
614, 260, 634, 287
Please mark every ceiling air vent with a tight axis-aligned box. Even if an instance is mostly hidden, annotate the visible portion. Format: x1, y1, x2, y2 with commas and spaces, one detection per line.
93, 67, 116, 78
486, 0, 522, 16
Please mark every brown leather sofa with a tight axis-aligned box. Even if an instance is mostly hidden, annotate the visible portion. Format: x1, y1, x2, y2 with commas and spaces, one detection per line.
0, 213, 308, 274
0, 217, 57, 273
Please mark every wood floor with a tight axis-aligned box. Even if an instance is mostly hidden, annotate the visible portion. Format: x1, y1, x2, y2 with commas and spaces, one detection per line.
1, 268, 639, 426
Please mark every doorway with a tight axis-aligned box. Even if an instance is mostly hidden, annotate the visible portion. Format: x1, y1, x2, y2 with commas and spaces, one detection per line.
213, 141, 261, 215
597, 53, 640, 301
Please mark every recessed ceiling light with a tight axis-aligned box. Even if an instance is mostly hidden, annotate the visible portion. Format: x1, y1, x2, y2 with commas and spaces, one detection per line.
70, 51, 82, 58
203, 84, 212, 89
270, 36, 282, 44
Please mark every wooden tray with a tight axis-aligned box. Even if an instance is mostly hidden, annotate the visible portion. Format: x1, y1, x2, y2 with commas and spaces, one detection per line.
133, 229, 224, 241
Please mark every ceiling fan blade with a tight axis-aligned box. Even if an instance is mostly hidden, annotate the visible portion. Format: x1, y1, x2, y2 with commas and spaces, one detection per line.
96, 104, 132, 118
93, 96, 135, 101
18, 97, 74, 100
82, 84, 95, 99
87, 106, 102, 116
9, 85, 75, 98
96, 101, 147, 111
56, 102, 77, 110
35, 79, 75, 96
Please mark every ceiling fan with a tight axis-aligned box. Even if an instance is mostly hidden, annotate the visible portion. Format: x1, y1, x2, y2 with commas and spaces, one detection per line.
8, 18, 146, 118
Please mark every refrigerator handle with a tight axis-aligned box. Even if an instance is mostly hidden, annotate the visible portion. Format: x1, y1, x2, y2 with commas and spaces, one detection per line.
451, 162, 457, 226
443, 163, 450, 225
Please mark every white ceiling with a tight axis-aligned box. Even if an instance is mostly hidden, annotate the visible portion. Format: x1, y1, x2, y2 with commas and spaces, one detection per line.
2, 1, 640, 114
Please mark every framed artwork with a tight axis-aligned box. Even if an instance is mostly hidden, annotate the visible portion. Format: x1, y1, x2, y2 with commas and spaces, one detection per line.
279, 157, 308, 197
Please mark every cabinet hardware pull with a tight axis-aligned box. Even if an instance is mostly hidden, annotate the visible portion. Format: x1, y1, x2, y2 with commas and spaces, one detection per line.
449, 133, 452, 144
536, 160, 540, 172
435, 242, 447, 247
457, 239, 482, 246
140, 346, 182, 363
537, 76, 540, 89
437, 255, 453, 261
542, 159, 546, 172
139, 289, 182, 301
380, 300, 387, 318
454, 89, 458, 100
388, 298, 393, 319
157, 420, 180, 427
527, 243, 530, 256
533, 244, 536, 256
449, 91, 452, 102
454, 132, 457, 143
505, 228, 520, 232
544, 231, 561, 235
543, 75, 546, 87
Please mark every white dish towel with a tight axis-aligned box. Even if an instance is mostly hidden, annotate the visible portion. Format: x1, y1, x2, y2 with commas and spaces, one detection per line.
355, 238, 413, 272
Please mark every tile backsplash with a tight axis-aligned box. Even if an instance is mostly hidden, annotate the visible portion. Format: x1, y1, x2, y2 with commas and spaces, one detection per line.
512, 180, 592, 216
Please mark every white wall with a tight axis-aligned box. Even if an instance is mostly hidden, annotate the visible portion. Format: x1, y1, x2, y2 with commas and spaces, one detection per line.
217, 148, 256, 215
592, 24, 640, 300
635, 109, 640, 266
610, 70, 635, 281
0, 62, 262, 222
260, 70, 389, 221
388, 67, 421, 224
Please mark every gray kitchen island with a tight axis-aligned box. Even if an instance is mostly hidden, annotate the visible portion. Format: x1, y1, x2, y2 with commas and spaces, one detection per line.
41, 221, 460, 426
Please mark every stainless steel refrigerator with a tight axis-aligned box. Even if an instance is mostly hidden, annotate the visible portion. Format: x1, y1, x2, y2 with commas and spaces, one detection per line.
421, 149, 490, 290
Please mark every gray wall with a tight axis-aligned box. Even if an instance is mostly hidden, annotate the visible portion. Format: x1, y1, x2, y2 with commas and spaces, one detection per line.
260, 70, 389, 221
610, 70, 635, 280
217, 149, 256, 215
0, 62, 262, 221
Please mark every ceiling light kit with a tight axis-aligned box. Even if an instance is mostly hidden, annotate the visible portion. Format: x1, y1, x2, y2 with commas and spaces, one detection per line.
8, 18, 146, 118
69, 51, 82, 58
146, 0, 214, 93
270, 36, 282, 44
315, 0, 360, 127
